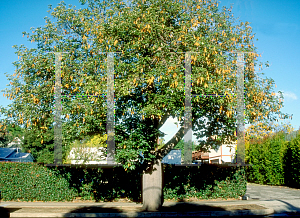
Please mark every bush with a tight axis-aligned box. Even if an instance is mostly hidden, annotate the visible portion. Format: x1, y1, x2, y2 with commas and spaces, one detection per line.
0, 162, 78, 202
246, 132, 286, 185
282, 132, 300, 189
246, 130, 300, 188
163, 164, 247, 201
0, 162, 247, 202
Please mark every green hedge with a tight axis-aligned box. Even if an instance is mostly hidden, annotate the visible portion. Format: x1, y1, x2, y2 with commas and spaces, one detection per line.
163, 165, 247, 200
282, 133, 300, 189
0, 162, 78, 202
245, 130, 300, 188
0, 162, 143, 202
0, 162, 247, 202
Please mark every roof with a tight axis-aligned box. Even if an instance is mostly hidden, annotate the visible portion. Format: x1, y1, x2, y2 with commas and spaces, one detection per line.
7, 152, 31, 159
0, 147, 34, 161
0, 147, 16, 158
192, 150, 209, 160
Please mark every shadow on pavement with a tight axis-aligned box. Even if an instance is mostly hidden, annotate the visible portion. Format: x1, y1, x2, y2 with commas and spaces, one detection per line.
63, 205, 127, 213
63, 202, 228, 215
275, 199, 300, 216
0, 206, 12, 218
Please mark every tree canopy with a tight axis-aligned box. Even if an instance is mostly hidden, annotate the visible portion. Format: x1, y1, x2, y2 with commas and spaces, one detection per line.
0, 123, 25, 148
0, 0, 291, 170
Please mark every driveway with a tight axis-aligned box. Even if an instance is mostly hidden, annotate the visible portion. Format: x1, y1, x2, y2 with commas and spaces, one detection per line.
246, 182, 300, 200
245, 182, 300, 216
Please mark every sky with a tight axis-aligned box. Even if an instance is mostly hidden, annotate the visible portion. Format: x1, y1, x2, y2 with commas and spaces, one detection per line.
0, 0, 299, 144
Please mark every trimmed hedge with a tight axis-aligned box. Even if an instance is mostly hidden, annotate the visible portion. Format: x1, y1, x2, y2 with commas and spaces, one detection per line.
163, 165, 247, 200
0, 162, 247, 202
245, 130, 300, 188
282, 133, 300, 189
0, 162, 78, 202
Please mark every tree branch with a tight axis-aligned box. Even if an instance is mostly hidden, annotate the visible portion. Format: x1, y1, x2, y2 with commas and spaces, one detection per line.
156, 109, 171, 130
154, 126, 185, 160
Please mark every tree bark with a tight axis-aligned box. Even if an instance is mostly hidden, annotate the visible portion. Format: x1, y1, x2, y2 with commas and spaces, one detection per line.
142, 159, 164, 211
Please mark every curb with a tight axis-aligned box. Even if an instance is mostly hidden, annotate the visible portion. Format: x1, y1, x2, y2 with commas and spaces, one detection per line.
8, 208, 274, 217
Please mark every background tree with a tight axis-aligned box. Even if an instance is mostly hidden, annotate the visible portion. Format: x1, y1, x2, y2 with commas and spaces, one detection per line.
0, 120, 25, 149
174, 138, 197, 158
245, 119, 294, 143
0, 0, 292, 209
63, 133, 108, 164
0, 119, 11, 147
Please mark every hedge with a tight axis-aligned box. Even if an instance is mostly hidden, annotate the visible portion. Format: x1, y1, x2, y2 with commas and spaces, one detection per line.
245, 130, 300, 188
0, 162, 247, 202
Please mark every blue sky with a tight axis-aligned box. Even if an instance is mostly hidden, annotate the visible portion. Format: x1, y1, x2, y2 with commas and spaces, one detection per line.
0, 0, 299, 144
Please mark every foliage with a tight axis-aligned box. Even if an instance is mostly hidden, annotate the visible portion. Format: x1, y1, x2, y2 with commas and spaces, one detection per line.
163, 165, 247, 200
0, 0, 291, 172
245, 120, 294, 144
84, 133, 108, 148
0, 123, 11, 147
173, 138, 197, 157
0, 122, 25, 148
63, 134, 108, 164
21, 127, 55, 163
282, 131, 300, 189
245, 128, 300, 188
245, 131, 286, 185
0, 162, 247, 202
0, 162, 78, 202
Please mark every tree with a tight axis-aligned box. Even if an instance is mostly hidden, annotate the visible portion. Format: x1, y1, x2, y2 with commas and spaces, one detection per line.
245, 119, 294, 143
244, 119, 294, 160
0, 122, 11, 147
63, 133, 108, 164
174, 138, 197, 158
0, 0, 291, 210
0, 121, 25, 149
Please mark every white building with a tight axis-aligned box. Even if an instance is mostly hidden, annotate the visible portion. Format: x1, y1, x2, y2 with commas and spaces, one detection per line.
208, 143, 236, 164
207, 135, 236, 164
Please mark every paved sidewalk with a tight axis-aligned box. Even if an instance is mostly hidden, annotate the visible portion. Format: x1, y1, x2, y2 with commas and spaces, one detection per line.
0, 199, 273, 217
1, 182, 300, 217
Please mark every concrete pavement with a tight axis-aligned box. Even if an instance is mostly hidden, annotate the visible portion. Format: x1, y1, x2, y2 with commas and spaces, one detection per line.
244, 182, 300, 217
0, 182, 299, 217
0, 200, 274, 217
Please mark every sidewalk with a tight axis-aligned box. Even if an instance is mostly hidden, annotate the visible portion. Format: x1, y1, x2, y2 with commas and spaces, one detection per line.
2, 182, 300, 217
0, 198, 274, 217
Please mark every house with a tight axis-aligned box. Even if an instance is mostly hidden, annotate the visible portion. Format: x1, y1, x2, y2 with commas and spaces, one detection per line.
206, 135, 236, 164
0, 147, 35, 163
190, 135, 236, 164
68, 136, 236, 165
191, 145, 236, 164
192, 150, 209, 163
208, 143, 236, 164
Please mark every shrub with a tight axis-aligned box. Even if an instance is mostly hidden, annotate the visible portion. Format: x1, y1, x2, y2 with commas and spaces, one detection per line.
246, 130, 300, 188
282, 132, 300, 189
163, 164, 247, 201
0, 162, 247, 202
0, 162, 78, 202
245, 131, 286, 185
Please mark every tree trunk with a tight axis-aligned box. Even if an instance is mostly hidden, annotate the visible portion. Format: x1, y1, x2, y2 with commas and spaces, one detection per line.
142, 159, 164, 211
